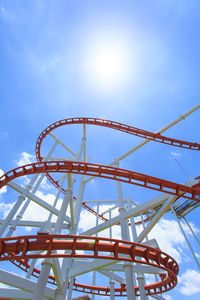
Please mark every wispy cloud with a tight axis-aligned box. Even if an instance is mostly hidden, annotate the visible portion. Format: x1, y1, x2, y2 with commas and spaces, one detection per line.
170, 151, 182, 158
16, 152, 35, 167
179, 269, 200, 295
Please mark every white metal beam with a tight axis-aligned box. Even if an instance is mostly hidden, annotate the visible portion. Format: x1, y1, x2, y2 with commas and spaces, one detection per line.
8, 181, 71, 223
49, 132, 77, 158
69, 259, 119, 277
80, 193, 171, 236
0, 219, 69, 229
0, 269, 55, 298
136, 178, 197, 243
0, 288, 47, 299
98, 269, 125, 283
102, 263, 165, 275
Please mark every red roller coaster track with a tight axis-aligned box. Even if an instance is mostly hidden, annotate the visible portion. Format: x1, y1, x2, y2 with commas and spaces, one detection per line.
0, 234, 178, 297
35, 117, 200, 225
0, 117, 199, 298
1, 161, 200, 201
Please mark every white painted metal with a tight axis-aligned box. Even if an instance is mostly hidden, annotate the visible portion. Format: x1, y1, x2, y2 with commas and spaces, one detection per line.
109, 280, 115, 300
171, 205, 200, 271
0, 104, 200, 300
183, 216, 200, 247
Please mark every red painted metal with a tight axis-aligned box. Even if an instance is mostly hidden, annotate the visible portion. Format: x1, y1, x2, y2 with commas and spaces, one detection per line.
35, 117, 200, 224
1, 117, 199, 297
0, 234, 178, 297
0, 161, 200, 201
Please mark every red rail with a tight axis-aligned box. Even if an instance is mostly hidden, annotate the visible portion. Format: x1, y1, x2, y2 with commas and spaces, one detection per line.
35, 117, 200, 222
0, 161, 200, 201
1, 117, 199, 297
0, 234, 178, 297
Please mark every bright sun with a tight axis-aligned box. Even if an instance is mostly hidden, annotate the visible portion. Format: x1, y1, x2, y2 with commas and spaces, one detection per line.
84, 41, 130, 90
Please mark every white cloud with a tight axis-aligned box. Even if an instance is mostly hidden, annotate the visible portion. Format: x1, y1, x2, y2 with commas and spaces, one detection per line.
145, 218, 198, 264
164, 295, 172, 300
0, 202, 13, 218
16, 152, 35, 167
0, 6, 17, 23
1, 6, 5, 14
22, 190, 62, 223
40, 176, 52, 190
170, 151, 182, 158
179, 269, 200, 295
78, 203, 121, 239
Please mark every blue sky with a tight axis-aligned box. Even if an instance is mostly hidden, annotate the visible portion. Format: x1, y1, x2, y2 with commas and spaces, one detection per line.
0, 1, 200, 299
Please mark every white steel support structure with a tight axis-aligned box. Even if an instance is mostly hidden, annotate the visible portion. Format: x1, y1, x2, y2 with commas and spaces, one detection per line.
0, 103, 199, 300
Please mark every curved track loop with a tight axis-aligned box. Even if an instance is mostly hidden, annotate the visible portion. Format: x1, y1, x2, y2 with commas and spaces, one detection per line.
1, 117, 199, 298
0, 234, 178, 296
1, 161, 200, 201
35, 118, 200, 158
35, 117, 200, 223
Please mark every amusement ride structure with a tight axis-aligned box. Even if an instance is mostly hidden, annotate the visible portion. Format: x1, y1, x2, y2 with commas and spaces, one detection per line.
0, 103, 200, 300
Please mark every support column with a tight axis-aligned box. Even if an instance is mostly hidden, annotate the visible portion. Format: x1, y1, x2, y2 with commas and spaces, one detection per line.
116, 176, 136, 300
54, 188, 72, 234
61, 177, 86, 300
66, 278, 74, 300
129, 203, 148, 300
171, 206, 200, 271
109, 209, 112, 239
110, 281, 115, 300
0, 194, 26, 237
32, 188, 72, 300
183, 216, 200, 247
32, 259, 53, 300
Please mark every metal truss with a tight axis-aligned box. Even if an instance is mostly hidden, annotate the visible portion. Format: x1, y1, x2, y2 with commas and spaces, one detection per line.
0, 103, 199, 300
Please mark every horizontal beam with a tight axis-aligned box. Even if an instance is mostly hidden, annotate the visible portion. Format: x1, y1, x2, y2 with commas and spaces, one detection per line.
69, 259, 118, 278
81, 193, 171, 236
98, 269, 125, 283
81, 178, 197, 237
0, 288, 47, 299
102, 263, 165, 275
0, 219, 69, 229
0, 269, 55, 298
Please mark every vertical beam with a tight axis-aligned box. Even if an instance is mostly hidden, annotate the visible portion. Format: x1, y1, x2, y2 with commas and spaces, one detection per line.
115, 171, 136, 300
171, 205, 200, 271
110, 281, 115, 300
83, 124, 86, 162
128, 201, 148, 300
32, 258, 53, 300
109, 209, 112, 239
183, 216, 200, 247
54, 188, 72, 234
32, 189, 72, 299
0, 194, 26, 237
61, 177, 86, 300
92, 203, 99, 300
67, 278, 74, 300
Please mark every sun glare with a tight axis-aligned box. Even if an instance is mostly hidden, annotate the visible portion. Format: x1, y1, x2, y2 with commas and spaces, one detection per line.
83, 40, 130, 91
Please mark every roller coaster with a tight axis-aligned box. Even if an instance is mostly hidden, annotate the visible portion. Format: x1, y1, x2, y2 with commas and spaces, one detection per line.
0, 103, 199, 300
